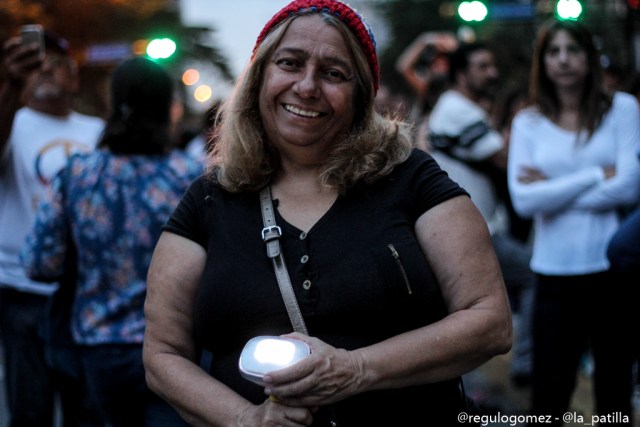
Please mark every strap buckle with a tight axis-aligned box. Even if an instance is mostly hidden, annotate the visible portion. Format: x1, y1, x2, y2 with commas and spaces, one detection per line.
261, 225, 282, 242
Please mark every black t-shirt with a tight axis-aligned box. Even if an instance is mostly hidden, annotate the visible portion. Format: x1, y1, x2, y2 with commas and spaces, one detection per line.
163, 148, 470, 425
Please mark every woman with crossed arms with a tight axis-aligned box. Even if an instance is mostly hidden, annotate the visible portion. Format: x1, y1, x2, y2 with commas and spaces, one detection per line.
508, 19, 640, 426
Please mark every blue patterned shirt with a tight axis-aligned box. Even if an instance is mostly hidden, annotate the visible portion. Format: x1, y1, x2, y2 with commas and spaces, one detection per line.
21, 149, 203, 345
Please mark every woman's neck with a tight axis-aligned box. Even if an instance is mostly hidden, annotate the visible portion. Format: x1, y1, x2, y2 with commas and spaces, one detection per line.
555, 84, 583, 112
553, 86, 584, 131
271, 168, 338, 233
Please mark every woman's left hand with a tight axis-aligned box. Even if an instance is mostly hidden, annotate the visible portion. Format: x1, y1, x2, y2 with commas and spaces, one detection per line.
261, 332, 364, 407
518, 166, 547, 183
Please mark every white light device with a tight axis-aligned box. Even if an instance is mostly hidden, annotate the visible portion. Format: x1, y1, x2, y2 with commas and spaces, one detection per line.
239, 336, 311, 386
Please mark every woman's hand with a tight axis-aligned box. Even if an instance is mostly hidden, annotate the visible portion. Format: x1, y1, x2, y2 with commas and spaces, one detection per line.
519, 165, 616, 183
261, 333, 364, 407
237, 399, 314, 427
517, 166, 547, 184
419, 32, 457, 53
603, 165, 616, 179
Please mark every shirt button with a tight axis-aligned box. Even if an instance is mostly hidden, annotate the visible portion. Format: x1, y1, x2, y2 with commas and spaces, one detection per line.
300, 255, 309, 264
302, 280, 312, 290
299, 232, 307, 240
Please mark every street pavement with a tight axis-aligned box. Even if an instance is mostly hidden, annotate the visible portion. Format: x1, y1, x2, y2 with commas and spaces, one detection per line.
464, 352, 588, 427
463, 348, 640, 427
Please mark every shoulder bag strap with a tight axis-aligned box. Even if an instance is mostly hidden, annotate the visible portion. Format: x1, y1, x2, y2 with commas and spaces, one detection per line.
259, 186, 309, 335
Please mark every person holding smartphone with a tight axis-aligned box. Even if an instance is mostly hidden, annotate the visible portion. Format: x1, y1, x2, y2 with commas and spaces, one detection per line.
0, 28, 104, 427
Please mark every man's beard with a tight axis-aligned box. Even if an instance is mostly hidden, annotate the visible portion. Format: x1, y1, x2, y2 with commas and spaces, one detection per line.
471, 81, 498, 100
30, 79, 63, 102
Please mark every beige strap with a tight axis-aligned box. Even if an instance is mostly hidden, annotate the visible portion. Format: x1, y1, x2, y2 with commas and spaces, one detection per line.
259, 187, 309, 335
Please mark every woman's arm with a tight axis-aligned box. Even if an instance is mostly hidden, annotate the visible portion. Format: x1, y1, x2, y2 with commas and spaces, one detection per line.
263, 196, 512, 406
355, 195, 512, 386
395, 32, 455, 99
21, 172, 69, 281
395, 33, 433, 98
571, 95, 640, 210
143, 232, 314, 427
507, 115, 604, 217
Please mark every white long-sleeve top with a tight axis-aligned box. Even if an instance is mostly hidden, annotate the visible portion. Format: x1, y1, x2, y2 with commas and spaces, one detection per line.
508, 92, 640, 275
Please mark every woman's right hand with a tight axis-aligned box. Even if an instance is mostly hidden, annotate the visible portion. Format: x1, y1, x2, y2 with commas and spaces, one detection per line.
603, 165, 616, 179
237, 399, 314, 427
517, 166, 547, 184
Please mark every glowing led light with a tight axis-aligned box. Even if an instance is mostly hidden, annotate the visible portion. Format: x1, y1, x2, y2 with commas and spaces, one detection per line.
146, 38, 176, 60
458, 1, 488, 22
556, 0, 582, 20
254, 339, 296, 366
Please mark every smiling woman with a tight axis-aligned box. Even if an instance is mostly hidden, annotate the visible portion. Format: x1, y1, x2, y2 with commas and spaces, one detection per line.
142, 1, 512, 426
258, 15, 357, 162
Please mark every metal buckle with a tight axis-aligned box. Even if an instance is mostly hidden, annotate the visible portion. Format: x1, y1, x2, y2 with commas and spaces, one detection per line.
261, 225, 282, 242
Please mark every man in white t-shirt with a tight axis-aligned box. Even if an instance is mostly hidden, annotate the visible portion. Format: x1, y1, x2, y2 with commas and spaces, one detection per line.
428, 42, 536, 388
0, 30, 104, 426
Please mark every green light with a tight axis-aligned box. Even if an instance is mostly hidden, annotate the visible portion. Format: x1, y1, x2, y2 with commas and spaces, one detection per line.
146, 38, 177, 60
458, 1, 488, 22
556, 0, 583, 20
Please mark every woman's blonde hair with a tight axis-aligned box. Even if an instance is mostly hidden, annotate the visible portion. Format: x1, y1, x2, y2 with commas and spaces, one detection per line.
208, 11, 414, 194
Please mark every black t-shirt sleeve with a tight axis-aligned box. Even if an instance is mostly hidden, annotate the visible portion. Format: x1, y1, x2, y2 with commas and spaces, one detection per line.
405, 149, 469, 217
162, 176, 209, 248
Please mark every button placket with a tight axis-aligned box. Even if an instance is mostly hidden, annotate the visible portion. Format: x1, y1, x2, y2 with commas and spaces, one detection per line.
299, 232, 312, 291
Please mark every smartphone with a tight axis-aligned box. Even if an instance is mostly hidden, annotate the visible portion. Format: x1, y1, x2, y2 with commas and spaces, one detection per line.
20, 24, 44, 56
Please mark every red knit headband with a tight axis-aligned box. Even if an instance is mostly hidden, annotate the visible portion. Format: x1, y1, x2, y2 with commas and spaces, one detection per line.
253, 0, 379, 93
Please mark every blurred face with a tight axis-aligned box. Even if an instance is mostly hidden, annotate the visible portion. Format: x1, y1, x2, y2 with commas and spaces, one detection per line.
544, 29, 588, 91
259, 15, 357, 156
26, 52, 77, 103
463, 49, 499, 98
429, 55, 450, 77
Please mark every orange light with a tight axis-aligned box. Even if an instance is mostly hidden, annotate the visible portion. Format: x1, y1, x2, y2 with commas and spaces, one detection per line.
132, 39, 148, 56
182, 68, 200, 86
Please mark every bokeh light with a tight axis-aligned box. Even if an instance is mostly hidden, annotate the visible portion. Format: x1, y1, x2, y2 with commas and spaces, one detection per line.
193, 85, 212, 103
182, 68, 200, 86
